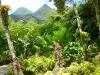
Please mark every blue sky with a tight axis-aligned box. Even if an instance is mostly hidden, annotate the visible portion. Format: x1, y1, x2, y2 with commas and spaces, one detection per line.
2, 0, 83, 14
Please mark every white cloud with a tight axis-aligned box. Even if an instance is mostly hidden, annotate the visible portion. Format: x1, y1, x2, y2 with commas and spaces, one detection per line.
2, 0, 56, 13
47, 1, 56, 9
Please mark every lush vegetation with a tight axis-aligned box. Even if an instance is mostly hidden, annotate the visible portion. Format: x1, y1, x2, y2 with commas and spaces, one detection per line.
0, 0, 100, 75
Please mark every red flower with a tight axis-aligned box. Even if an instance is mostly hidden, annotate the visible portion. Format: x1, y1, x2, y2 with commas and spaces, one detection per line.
81, 35, 88, 38
42, 48, 45, 52
84, 36, 88, 38
19, 66, 24, 69
66, 60, 70, 64
11, 69, 14, 72
90, 44, 94, 47
51, 43, 55, 47
14, 63, 19, 67
62, 43, 64, 47
58, 56, 62, 59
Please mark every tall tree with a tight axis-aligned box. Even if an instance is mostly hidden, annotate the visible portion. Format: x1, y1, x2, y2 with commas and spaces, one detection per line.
87, 0, 100, 38
94, 0, 100, 38
72, 0, 88, 61
0, 5, 24, 75
49, 0, 66, 13
49, 0, 88, 61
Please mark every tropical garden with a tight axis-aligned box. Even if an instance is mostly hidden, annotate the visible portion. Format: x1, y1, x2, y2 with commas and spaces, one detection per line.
0, 0, 100, 75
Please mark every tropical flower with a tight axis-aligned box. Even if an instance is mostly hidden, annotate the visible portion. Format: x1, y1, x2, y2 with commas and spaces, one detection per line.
51, 43, 55, 47
90, 44, 94, 47
55, 43, 60, 49
66, 60, 70, 64
58, 56, 62, 59
62, 43, 64, 47
19, 66, 24, 69
11, 69, 14, 72
14, 63, 19, 67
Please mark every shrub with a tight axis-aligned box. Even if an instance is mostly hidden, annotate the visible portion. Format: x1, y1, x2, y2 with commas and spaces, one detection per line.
62, 42, 83, 63
92, 55, 100, 66
23, 54, 55, 75
67, 61, 96, 75
44, 71, 53, 75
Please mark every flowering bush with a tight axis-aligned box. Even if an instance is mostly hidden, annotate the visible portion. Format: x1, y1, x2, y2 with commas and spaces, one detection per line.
80, 31, 90, 42
88, 43, 97, 57
62, 42, 83, 63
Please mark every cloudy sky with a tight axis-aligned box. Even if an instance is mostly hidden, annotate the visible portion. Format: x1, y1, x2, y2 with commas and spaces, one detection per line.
2, 0, 56, 14
1, 0, 83, 14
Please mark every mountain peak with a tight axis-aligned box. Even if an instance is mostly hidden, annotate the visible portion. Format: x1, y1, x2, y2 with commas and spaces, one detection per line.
33, 4, 52, 20
12, 7, 34, 15
41, 4, 51, 9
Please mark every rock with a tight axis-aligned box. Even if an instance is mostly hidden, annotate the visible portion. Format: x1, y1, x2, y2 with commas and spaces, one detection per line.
0, 65, 8, 75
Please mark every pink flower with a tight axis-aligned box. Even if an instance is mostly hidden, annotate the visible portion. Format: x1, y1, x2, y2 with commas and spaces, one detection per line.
58, 56, 62, 59
56, 43, 60, 49
14, 63, 19, 67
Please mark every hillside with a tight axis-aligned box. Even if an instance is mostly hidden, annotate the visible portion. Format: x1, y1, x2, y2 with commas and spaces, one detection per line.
11, 4, 53, 22
33, 4, 52, 20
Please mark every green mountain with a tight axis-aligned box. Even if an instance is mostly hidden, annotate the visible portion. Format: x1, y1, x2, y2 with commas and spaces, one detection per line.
13, 7, 34, 15
11, 4, 52, 22
33, 4, 52, 20
11, 14, 39, 22
11, 7, 38, 22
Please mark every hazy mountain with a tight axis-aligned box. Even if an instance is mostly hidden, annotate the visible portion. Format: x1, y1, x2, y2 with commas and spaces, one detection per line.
13, 7, 34, 15
11, 7, 38, 22
11, 4, 53, 22
11, 14, 39, 22
33, 4, 52, 20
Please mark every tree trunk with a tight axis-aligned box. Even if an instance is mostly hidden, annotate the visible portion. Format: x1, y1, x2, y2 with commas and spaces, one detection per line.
94, 0, 100, 38
72, 1, 88, 61
73, 4, 82, 32
1, 6, 24, 75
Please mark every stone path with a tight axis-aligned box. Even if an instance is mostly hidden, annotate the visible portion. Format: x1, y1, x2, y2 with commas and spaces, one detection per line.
52, 61, 67, 75
0, 65, 8, 75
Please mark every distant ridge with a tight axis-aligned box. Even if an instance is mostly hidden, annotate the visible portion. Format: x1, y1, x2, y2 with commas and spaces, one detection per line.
11, 4, 53, 22
13, 7, 34, 15
33, 4, 52, 20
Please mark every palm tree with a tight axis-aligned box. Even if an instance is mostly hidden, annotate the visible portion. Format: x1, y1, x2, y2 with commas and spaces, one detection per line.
0, 4, 24, 75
